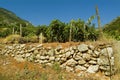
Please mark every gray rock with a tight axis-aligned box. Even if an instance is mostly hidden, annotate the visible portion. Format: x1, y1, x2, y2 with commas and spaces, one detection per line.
48, 49, 54, 56
78, 59, 86, 65
70, 50, 74, 55
14, 55, 25, 62
46, 63, 52, 66
40, 56, 46, 60
101, 47, 113, 57
87, 65, 99, 73
65, 58, 77, 67
88, 45, 94, 50
74, 55, 82, 61
75, 65, 87, 72
99, 66, 110, 71
65, 66, 74, 72
20, 44, 26, 48
78, 44, 88, 52
26, 53, 31, 57
34, 50, 39, 54
97, 56, 109, 66
104, 71, 111, 76
29, 47, 36, 52
39, 60, 48, 64
82, 54, 91, 61
92, 50, 100, 58
56, 45, 62, 51
36, 54, 41, 59
59, 50, 64, 54
55, 57, 60, 62
84, 63, 90, 68
49, 56, 55, 61
36, 44, 43, 48
110, 57, 114, 66
65, 51, 71, 58
64, 48, 70, 52
89, 60, 97, 65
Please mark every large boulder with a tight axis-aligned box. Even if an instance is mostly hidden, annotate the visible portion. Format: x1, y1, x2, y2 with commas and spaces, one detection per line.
78, 59, 86, 65
100, 47, 113, 57
65, 58, 77, 67
75, 65, 87, 72
82, 54, 91, 61
97, 56, 109, 66
87, 65, 99, 73
78, 44, 88, 52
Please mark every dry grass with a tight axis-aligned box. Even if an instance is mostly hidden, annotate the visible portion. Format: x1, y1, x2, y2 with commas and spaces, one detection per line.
3, 34, 21, 44
112, 41, 120, 80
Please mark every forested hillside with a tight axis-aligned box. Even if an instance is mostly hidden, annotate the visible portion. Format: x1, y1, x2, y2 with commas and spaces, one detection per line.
103, 17, 120, 40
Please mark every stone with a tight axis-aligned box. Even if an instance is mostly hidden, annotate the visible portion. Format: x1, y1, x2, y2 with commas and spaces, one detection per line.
92, 50, 100, 58
88, 45, 94, 50
70, 50, 74, 55
36, 44, 43, 48
78, 59, 86, 65
65, 51, 71, 58
84, 63, 90, 68
39, 60, 48, 64
59, 50, 64, 54
20, 44, 26, 48
75, 65, 87, 72
29, 47, 36, 52
101, 47, 113, 57
78, 44, 88, 52
99, 66, 110, 71
40, 56, 46, 60
87, 65, 99, 73
104, 71, 111, 76
89, 60, 97, 65
82, 54, 91, 61
74, 55, 82, 61
55, 57, 60, 62
26, 53, 31, 57
49, 56, 55, 61
110, 57, 114, 66
46, 63, 52, 66
34, 50, 39, 54
48, 49, 55, 56
66, 66, 74, 72
64, 48, 70, 52
56, 45, 62, 51
36, 54, 41, 59
65, 58, 77, 67
97, 56, 109, 66
14, 55, 25, 62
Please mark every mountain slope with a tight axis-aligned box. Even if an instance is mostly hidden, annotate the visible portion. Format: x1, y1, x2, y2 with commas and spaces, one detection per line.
103, 16, 120, 40
0, 8, 32, 27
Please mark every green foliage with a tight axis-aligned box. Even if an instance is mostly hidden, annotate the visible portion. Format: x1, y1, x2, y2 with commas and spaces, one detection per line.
0, 28, 11, 37
0, 7, 99, 43
0, 8, 32, 28
103, 16, 120, 40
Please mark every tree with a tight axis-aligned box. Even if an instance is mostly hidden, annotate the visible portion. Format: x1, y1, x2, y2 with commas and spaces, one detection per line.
49, 19, 65, 42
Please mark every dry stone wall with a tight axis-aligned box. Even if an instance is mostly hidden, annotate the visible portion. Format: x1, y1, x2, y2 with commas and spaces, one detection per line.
0, 43, 114, 76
